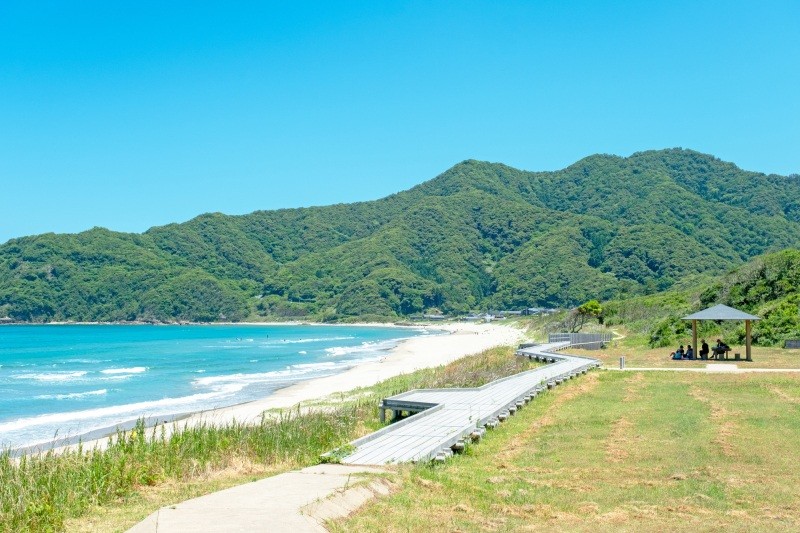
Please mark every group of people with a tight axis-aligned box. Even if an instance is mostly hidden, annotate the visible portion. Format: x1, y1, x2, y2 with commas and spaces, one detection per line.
670, 339, 730, 360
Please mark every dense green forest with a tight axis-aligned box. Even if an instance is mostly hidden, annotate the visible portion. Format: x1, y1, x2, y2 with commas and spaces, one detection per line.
2, 149, 800, 323
601, 249, 800, 347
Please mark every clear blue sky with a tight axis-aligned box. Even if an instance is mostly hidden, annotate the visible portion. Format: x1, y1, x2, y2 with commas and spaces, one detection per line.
1, 1, 798, 244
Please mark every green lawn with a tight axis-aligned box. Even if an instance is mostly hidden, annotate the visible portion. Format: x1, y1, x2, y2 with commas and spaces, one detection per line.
578, 344, 800, 369
332, 370, 800, 532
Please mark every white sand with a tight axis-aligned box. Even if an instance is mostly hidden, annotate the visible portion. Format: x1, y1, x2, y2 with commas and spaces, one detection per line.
45, 321, 523, 454
182, 321, 525, 426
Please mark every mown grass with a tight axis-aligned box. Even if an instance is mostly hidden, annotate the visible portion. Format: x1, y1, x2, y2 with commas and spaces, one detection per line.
578, 343, 800, 369
0, 345, 532, 532
332, 370, 800, 532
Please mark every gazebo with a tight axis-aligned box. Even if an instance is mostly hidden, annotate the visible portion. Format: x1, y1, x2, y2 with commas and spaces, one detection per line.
683, 304, 760, 361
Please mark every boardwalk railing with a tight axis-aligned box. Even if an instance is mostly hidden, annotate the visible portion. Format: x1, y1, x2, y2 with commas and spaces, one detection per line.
548, 332, 612, 350
329, 341, 600, 465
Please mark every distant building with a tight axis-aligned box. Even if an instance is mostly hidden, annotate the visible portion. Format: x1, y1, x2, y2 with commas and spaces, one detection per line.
488, 310, 523, 318
523, 307, 559, 316
463, 313, 496, 322
422, 314, 447, 321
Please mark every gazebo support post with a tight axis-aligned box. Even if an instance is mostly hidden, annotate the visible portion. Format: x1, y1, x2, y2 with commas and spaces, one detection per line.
683, 305, 760, 363
745, 320, 752, 361
692, 320, 698, 359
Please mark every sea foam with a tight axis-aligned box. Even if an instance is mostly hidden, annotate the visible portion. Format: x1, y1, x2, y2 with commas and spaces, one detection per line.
279, 336, 355, 344
35, 389, 108, 400
0, 385, 242, 435
13, 371, 88, 382
100, 367, 148, 375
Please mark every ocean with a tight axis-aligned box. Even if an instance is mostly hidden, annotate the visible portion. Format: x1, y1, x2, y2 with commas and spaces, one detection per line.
0, 324, 431, 451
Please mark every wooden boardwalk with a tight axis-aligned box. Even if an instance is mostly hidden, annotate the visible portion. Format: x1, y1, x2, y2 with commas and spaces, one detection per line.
337, 342, 599, 465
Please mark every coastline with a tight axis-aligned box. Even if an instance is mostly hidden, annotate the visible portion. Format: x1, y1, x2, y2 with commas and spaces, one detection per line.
181, 321, 525, 426
5, 320, 423, 327
43, 321, 525, 455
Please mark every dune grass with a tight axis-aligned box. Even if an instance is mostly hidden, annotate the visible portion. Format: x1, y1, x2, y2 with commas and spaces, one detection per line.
0, 345, 532, 532
0, 409, 359, 532
332, 369, 800, 532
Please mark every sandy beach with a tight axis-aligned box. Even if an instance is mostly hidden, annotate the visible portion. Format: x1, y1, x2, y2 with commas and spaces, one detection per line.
181, 321, 525, 426
38, 321, 524, 455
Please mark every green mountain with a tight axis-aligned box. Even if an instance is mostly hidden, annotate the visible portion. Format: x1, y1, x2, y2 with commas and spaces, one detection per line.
2, 148, 799, 323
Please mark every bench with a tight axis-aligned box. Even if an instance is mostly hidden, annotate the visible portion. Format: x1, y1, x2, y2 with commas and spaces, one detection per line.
711, 347, 730, 360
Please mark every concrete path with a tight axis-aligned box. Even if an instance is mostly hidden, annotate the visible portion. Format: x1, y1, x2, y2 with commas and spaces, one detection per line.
126, 464, 388, 533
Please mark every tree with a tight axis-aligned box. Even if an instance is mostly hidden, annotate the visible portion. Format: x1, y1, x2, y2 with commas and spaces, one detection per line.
564, 299, 603, 332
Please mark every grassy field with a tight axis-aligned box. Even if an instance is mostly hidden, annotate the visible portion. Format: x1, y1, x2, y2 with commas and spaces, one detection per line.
0, 345, 534, 533
577, 343, 800, 369
332, 369, 800, 532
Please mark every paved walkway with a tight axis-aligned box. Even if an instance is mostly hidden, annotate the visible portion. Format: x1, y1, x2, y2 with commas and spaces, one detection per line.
127, 464, 388, 533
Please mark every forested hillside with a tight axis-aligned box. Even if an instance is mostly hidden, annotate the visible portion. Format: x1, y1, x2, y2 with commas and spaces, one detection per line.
2, 149, 799, 322
602, 249, 800, 347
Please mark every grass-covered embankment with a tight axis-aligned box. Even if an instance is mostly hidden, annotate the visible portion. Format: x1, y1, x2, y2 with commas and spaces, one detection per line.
0, 345, 533, 532
333, 369, 800, 532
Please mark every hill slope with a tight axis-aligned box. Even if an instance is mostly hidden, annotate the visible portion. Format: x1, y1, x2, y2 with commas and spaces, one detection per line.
2, 149, 799, 322
602, 248, 800, 347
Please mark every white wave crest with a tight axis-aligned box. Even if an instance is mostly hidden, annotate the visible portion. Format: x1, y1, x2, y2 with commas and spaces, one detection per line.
193, 361, 339, 390
13, 371, 88, 382
0, 385, 242, 434
35, 389, 108, 400
324, 339, 400, 358
100, 367, 148, 375
279, 336, 355, 344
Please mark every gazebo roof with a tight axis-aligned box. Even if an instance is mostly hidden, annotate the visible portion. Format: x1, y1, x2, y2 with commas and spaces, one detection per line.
682, 304, 760, 321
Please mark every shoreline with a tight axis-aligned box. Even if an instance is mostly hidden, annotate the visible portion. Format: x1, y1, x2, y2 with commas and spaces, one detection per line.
1, 320, 425, 327
27, 321, 525, 456
180, 321, 525, 426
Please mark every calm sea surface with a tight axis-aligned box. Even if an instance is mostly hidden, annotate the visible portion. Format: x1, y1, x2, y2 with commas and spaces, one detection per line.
0, 324, 431, 450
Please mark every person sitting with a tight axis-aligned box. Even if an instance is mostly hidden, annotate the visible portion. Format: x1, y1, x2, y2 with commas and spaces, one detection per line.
699, 339, 710, 360
685, 344, 695, 359
671, 350, 682, 360
713, 339, 730, 359
675, 345, 685, 359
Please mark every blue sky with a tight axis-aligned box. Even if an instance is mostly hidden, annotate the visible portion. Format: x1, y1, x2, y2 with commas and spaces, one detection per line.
1, 1, 798, 244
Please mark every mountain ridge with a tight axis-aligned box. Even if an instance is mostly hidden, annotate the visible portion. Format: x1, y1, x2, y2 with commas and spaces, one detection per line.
2, 148, 799, 322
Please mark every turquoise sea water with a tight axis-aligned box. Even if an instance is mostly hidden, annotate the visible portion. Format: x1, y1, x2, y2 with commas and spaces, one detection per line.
0, 324, 430, 451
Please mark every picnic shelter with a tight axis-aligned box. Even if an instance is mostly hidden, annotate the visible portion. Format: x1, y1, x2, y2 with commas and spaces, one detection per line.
683, 304, 760, 361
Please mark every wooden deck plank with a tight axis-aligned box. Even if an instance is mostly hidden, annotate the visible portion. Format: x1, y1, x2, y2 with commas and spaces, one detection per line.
345, 434, 419, 464
359, 435, 442, 464
340, 342, 598, 465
